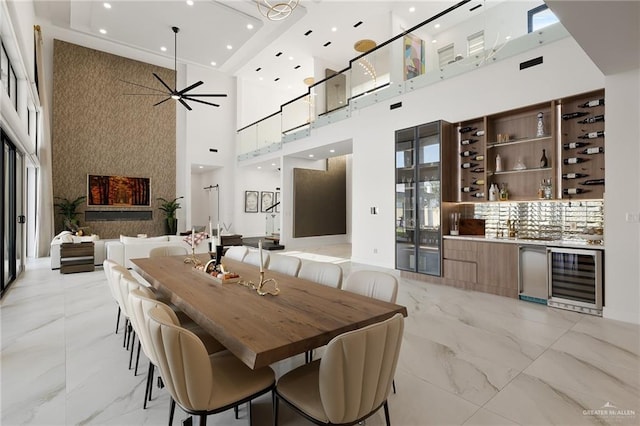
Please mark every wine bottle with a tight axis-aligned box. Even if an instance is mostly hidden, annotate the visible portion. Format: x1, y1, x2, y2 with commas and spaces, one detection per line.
461, 186, 479, 193
580, 178, 605, 186
474, 155, 485, 161
578, 131, 605, 139
461, 162, 478, 169
562, 172, 589, 179
471, 130, 485, 137
540, 149, 548, 168
563, 157, 588, 165
563, 141, 589, 150
459, 126, 477, 134
563, 188, 588, 195
577, 98, 604, 108
471, 167, 485, 173
580, 146, 604, 155
562, 111, 589, 120
460, 150, 478, 157
472, 178, 485, 185
577, 114, 605, 124
461, 139, 478, 145
472, 192, 484, 198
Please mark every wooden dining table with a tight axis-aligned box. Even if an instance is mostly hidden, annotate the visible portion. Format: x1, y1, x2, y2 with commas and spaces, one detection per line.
131, 254, 407, 370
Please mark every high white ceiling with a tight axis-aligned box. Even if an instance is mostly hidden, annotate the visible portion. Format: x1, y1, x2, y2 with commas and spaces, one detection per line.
33, 0, 487, 95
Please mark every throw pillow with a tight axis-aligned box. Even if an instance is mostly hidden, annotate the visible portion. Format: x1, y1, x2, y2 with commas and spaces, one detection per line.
183, 232, 208, 247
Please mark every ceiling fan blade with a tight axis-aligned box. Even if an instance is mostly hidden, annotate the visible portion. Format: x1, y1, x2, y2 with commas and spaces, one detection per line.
181, 93, 228, 98
182, 96, 220, 107
153, 97, 172, 106
123, 93, 170, 96
179, 98, 193, 111
153, 73, 174, 92
177, 81, 204, 95
119, 79, 168, 94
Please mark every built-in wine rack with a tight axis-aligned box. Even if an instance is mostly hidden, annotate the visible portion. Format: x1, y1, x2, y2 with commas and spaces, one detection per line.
457, 118, 486, 202
559, 89, 605, 199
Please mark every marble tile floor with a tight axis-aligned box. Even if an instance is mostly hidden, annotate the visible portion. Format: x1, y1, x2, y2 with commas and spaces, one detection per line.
1, 244, 639, 426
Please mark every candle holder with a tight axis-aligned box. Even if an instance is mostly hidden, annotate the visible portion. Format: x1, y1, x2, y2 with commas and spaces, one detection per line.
183, 248, 202, 266
238, 271, 280, 296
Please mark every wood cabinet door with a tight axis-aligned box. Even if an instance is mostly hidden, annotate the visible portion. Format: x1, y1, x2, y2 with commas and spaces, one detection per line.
477, 242, 518, 291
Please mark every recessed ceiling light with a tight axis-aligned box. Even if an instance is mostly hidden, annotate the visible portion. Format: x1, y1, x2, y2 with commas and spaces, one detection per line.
308, 154, 314, 158
289, 56, 294, 60
331, 27, 337, 32
271, 163, 276, 166
103, 2, 111, 9
160, 46, 167, 52
226, 45, 233, 50
505, 35, 512, 40
199, 165, 204, 169
99, 29, 107, 34
432, 39, 437, 44
409, 6, 416, 13
247, 24, 254, 30
259, 77, 264, 81
210, 61, 217, 66
329, 149, 335, 153
435, 23, 441, 29
186, 0, 194, 5
258, 166, 262, 169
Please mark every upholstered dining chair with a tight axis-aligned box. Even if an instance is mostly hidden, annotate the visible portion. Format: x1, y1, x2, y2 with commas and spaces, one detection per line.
130, 290, 227, 411
147, 306, 276, 426
103, 259, 134, 334
298, 260, 343, 289
267, 254, 301, 277
223, 245, 249, 262
342, 270, 399, 393
273, 313, 404, 426
116, 273, 152, 371
242, 249, 270, 270
149, 245, 189, 257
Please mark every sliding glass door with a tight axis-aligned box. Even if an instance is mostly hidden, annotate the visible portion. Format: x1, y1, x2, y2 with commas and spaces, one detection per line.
1, 130, 24, 296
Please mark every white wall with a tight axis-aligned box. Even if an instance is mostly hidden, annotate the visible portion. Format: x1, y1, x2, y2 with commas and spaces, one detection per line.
603, 68, 640, 324
236, 77, 294, 129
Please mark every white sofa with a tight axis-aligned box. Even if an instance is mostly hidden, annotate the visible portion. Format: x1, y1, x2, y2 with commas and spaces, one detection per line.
105, 235, 211, 268
50, 232, 109, 269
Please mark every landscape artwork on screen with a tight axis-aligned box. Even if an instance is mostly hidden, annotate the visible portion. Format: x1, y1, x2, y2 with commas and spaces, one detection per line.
87, 174, 151, 206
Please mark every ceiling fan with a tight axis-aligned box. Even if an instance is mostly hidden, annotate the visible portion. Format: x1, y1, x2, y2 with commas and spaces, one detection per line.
123, 26, 227, 111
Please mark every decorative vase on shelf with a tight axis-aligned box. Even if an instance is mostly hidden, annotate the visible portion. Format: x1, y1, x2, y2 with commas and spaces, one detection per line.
536, 112, 545, 137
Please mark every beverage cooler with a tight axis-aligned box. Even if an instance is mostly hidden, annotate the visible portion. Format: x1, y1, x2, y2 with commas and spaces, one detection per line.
547, 247, 603, 316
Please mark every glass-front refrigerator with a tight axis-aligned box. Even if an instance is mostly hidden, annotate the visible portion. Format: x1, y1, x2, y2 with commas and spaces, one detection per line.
396, 121, 447, 276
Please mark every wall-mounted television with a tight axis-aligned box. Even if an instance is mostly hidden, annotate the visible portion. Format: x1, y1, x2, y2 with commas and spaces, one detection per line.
87, 174, 151, 206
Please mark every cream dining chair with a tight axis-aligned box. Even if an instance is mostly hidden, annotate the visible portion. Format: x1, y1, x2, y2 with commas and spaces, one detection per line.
149, 245, 189, 257
223, 245, 249, 262
103, 259, 134, 334
267, 254, 301, 277
273, 313, 404, 426
146, 306, 275, 426
242, 249, 270, 270
298, 260, 343, 289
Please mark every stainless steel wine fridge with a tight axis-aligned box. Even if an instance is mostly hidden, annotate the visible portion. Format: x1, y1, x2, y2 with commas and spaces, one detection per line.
547, 247, 603, 316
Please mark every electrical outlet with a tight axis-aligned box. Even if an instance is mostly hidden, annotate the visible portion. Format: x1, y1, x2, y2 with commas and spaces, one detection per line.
626, 213, 640, 223
373, 248, 378, 254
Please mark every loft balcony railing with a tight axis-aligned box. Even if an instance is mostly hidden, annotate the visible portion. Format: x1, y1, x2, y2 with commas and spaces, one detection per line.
237, 0, 568, 161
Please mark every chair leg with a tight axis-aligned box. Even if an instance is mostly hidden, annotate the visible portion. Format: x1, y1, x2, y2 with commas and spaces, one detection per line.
392, 379, 396, 394
383, 401, 391, 426
149, 364, 156, 401
115, 306, 121, 334
234, 405, 239, 419
168, 398, 176, 426
129, 331, 136, 369
135, 340, 142, 375
123, 318, 129, 347
272, 391, 279, 426
200, 414, 207, 426
144, 363, 152, 409
248, 401, 252, 425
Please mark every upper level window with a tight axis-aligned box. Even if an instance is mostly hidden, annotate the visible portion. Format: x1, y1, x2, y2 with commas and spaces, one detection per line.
467, 31, 484, 57
528, 4, 559, 33
438, 44, 455, 68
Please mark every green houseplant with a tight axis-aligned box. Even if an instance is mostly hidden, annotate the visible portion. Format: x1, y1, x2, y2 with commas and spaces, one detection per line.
157, 196, 183, 235
54, 196, 86, 231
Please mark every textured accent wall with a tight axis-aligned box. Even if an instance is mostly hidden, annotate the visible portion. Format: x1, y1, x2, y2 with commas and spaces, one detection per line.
293, 156, 347, 237
53, 40, 176, 238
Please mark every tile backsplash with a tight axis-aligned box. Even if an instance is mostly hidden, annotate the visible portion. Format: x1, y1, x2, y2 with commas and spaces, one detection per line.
458, 200, 604, 241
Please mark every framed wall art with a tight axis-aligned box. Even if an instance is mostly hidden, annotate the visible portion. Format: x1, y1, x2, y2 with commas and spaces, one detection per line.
403, 33, 425, 80
245, 190, 259, 213
261, 191, 274, 212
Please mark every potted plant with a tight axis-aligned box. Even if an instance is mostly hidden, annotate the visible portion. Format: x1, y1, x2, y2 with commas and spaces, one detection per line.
54, 196, 86, 232
157, 196, 183, 235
